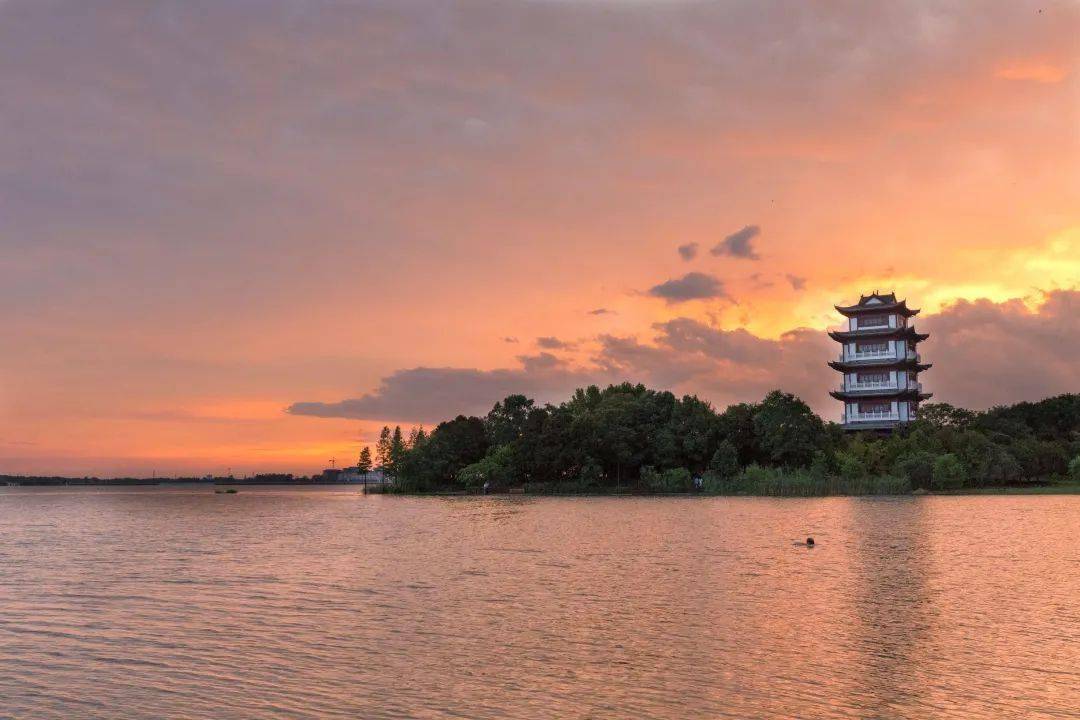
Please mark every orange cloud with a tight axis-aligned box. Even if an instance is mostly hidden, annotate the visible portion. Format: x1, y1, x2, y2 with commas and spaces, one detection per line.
995, 58, 1069, 83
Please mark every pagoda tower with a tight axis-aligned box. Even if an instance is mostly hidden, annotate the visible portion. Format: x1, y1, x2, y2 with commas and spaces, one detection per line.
828, 292, 932, 430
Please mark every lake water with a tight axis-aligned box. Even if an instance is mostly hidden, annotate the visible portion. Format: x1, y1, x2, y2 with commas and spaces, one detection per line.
1, 487, 1077, 719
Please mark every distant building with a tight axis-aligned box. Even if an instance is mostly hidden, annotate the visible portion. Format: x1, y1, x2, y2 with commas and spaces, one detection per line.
828, 292, 932, 430
336, 467, 389, 485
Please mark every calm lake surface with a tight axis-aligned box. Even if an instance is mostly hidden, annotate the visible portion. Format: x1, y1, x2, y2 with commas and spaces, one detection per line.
1, 487, 1077, 719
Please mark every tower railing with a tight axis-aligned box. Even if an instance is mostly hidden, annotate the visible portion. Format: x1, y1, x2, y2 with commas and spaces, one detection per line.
844, 410, 901, 423
845, 380, 895, 390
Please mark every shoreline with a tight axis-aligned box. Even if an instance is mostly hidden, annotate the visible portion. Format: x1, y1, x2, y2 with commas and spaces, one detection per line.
4, 479, 1079, 497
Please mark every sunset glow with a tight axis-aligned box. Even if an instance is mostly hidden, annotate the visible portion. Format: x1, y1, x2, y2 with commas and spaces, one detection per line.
2, 0, 1078, 476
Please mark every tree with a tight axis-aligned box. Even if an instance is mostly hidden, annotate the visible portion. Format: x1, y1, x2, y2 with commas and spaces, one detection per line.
395, 415, 489, 491
752, 390, 826, 467
707, 440, 739, 481
931, 453, 965, 490
1069, 455, 1080, 481
375, 426, 392, 469
917, 403, 976, 429
357, 446, 373, 474
387, 426, 406, 477
836, 450, 866, 480
486, 395, 535, 447
894, 451, 935, 489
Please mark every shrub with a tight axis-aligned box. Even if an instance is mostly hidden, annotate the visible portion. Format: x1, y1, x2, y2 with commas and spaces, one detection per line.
1069, 455, 1080, 481
836, 450, 866, 480
708, 440, 740, 480
931, 453, 966, 490
893, 451, 935, 489
642, 466, 692, 493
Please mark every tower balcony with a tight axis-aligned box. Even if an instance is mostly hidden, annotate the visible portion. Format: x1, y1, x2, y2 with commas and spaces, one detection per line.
845, 409, 900, 422
842, 410, 901, 429
836, 347, 921, 364
838, 380, 923, 393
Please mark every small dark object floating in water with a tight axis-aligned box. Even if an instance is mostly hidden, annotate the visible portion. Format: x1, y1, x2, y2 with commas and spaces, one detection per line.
795, 537, 815, 547
215, 489, 238, 494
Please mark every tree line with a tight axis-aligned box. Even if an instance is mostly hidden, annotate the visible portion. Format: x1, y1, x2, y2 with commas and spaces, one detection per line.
366, 384, 1080, 495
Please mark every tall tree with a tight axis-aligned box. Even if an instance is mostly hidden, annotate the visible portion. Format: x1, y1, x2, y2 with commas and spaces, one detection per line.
357, 446, 373, 474
486, 395, 535, 446
375, 426, 392, 469
388, 426, 406, 477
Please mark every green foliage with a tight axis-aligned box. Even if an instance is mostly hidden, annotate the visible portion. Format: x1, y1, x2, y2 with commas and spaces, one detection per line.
641, 466, 692, 493
386, 426, 406, 478
752, 391, 827, 467
375, 426, 392, 470
357, 446, 373, 474
836, 450, 866, 480
392, 384, 1080, 494
707, 440, 739, 480
931, 453, 966, 490
457, 444, 516, 490
394, 415, 489, 491
917, 403, 976, 429
486, 395, 535, 446
893, 450, 935, 489
1069, 455, 1080, 481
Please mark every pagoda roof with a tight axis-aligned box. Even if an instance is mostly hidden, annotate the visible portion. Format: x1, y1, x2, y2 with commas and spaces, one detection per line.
835, 291, 920, 317
828, 359, 932, 372
830, 389, 933, 401
829, 325, 929, 342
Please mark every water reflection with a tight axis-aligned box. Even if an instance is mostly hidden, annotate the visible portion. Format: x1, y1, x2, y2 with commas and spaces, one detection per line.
0, 488, 1076, 719
842, 497, 936, 719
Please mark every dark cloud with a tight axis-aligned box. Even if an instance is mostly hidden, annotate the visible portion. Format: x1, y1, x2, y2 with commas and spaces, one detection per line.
748, 272, 775, 289
711, 225, 761, 260
536, 336, 573, 350
786, 274, 807, 291
588, 308, 614, 316
677, 242, 699, 261
648, 272, 726, 304
503, 336, 519, 343
517, 351, 565, 372
289, 291, 1080, 425
920, 291, 1080, 409
287, 361, 599, 423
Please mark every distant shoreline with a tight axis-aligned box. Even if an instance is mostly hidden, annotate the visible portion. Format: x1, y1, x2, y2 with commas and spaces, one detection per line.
4, 477, 1078, 496
0, 476, 371, 487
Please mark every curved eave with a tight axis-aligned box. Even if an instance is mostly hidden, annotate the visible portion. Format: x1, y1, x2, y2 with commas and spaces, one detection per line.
834, 302, 920, 318
828, 360, 932, 372
830, 389, 925, 401
829, 327, 929, 342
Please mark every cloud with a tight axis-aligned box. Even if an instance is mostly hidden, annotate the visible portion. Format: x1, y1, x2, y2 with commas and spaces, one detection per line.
536, 336, 573, 350
647, 272, 726, 304
995, 58, 1069, 84
287, 360, 600, 423
502, 336, 519, 343
786, 274, 807, 291
288, 291, 1080, 426
711, 225, 761, 260
588, 308, 614, 316
677, 242, 699, 261
920, 290, 1080, 409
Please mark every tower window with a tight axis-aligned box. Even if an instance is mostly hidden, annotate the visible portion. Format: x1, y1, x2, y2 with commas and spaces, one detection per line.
859, 314, 889, 327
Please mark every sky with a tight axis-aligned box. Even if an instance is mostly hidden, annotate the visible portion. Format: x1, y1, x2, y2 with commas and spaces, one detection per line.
2, 0, 1078, 477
